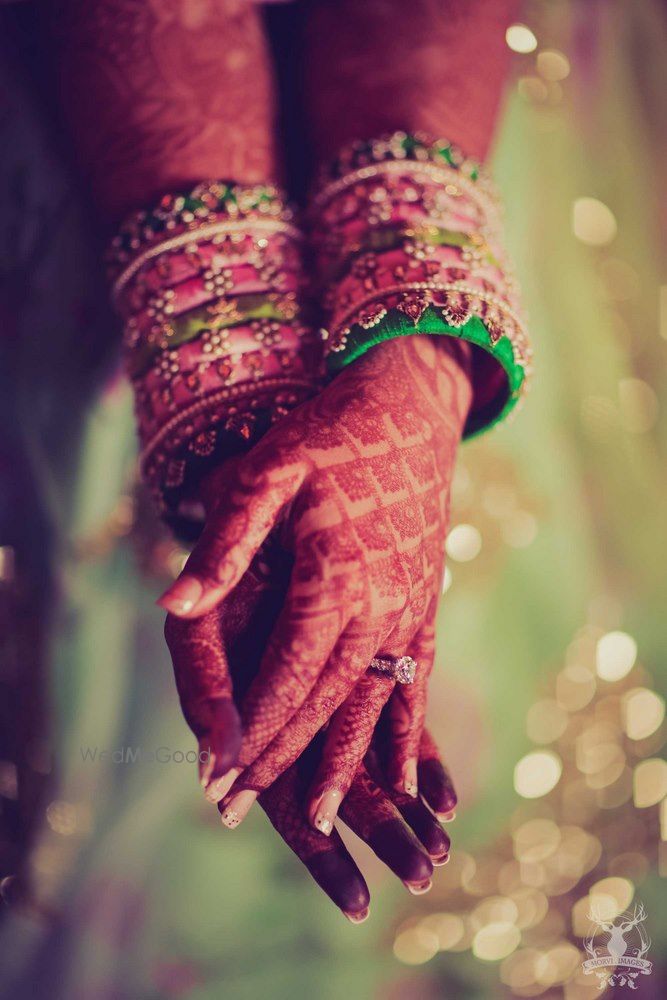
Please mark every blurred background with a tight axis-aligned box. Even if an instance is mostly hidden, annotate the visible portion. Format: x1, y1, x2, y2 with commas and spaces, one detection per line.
0, 1, 665, 997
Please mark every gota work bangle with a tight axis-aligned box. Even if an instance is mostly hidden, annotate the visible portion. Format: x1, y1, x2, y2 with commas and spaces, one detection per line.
108, 181, 319, 536
309, 131, 532, 438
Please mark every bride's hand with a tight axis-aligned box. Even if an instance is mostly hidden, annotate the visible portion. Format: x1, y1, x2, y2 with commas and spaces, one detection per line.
166, 561, 457, 919
161, 334, 470, 826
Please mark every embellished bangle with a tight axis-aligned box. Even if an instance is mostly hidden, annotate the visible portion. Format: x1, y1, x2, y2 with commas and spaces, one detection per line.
109, 181, 319, 536
309, 132, 532, 438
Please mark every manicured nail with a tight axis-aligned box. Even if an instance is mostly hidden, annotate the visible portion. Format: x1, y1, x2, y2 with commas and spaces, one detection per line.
220, 788, 258, 828
437, 810, 457, 823
345, 907, 370, 924
157, 575, 203, 615
402, 758, 419, 798
406, 879, 432, 896
432, 853, 450, 867
310, 789, 342, 836
205, 766, 241, 804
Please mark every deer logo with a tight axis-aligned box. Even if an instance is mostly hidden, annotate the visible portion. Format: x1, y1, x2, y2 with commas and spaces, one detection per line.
582, 901, 652, 989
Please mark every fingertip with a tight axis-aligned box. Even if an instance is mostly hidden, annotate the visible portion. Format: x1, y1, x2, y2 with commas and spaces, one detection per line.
368, 819, 433, 886
432, 852, 450, 867
406, 879, 432, 896
345, 906, 370, 924
205, 766, 242, 804
219, 788, 258, 828
396, 799, 450, 859
393, 757, 418, 798
310, 789, 342, 837
437, 809, 457, 823
157, 575, 204, 616
418, 758, 457, 816
307, 850, 370, 916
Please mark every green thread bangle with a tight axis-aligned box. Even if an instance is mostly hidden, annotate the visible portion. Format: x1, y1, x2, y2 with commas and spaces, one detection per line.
326, 307, 525, 438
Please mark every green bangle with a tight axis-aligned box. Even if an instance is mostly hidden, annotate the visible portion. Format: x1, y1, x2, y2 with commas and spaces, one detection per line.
326, 306, 526, 438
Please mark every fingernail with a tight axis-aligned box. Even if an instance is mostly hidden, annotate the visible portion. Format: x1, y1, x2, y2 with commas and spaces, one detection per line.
432, 853, 450, 867
406, 879, 432, 895
310, 789, 342, 836
157, 575, 203, 615
205, 767, 241, 804
345, 907, 370, 924
402, 758, 419, 798
437, 810, 457, 823
220, 788, 257, 828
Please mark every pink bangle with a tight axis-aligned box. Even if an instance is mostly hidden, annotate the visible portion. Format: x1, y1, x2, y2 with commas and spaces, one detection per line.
108, 182, 319, 535
309, 132, 531, 438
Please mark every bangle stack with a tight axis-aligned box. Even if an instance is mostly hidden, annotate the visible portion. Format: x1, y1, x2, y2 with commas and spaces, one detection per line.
309, 132, 532, 437
108, 181, 319, 535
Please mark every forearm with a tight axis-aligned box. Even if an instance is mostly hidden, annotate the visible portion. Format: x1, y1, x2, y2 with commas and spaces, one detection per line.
40, 2, 319, 532
303, 0, 520, 164
41, 0, 279, 225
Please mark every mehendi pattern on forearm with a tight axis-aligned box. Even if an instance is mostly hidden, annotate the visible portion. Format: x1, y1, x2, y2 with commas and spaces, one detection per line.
46, 0, 280, 222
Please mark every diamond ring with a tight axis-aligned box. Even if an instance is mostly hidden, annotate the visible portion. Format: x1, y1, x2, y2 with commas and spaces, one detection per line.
369, 655, 417, 685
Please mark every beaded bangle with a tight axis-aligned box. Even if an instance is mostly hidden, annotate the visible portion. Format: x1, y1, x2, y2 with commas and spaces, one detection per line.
109, 181, 319, 535
309, 132, 531, 438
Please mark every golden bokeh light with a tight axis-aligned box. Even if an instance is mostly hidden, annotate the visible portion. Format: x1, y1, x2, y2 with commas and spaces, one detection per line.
511, 889, 550, 931
623, 687, 665, 740
393, 925, 439, 965
513, 819, 561, 863
536, 49, 571, 81
588, 876, 635, 920
502, 947, 565, 995
538, 943, 582, 987
515, 752, 563, 798
419, 912, 466, 951
572, 197, 617, 246
470, 895, 519, 931
575, 722, 619, 774
446, 523, 482, 561
393, 611, 662, 995
633, 757, 667, 807
472, 921, 521, 961
595, 630, 637, 681
506, 23, 538, 53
